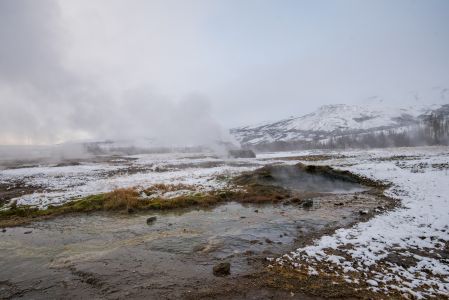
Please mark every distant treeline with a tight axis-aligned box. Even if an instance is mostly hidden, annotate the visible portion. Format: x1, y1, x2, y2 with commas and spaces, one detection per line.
247, 111, 449, 152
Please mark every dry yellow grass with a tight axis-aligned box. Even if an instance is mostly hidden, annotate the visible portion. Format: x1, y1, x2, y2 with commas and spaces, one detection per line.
143, 183, 196, 195
103, 188, 140, 210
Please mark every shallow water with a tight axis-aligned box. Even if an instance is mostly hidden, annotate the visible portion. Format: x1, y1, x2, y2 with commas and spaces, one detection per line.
0, 201, 363, 299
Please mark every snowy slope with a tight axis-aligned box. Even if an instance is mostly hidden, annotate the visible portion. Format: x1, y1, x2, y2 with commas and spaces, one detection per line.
231, 104, 445, 146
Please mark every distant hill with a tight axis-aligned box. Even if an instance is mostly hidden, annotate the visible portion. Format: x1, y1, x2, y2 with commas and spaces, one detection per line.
231, 103, 449, 150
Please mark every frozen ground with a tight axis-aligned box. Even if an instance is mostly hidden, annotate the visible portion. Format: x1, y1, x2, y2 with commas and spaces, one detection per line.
1, 146, 448, 298
271, 146, 449, 298
0, 153, 267, 208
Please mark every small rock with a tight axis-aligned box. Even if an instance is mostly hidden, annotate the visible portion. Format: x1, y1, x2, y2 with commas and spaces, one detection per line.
127, 207, 135, 214
334, 202, 344, 206
168, 223, 173, 226
302, 199, 314, 208
265, 238, 273, 244
254, 209, 259, 213
1, 228, 6, 233
359, 210, 369, 215
213, 262, 231, 276
24, 231, 32, 234
240, 216, 246, 219
146, 216, 157, 225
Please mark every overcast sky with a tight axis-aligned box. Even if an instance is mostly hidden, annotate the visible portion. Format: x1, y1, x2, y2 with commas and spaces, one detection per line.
1, 0, 448, 145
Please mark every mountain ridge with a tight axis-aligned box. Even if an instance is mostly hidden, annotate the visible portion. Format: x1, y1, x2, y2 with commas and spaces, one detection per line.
231, 103, 448, 147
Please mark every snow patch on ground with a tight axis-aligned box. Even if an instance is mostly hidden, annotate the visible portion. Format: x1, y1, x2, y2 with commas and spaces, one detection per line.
277, 146, 449, 298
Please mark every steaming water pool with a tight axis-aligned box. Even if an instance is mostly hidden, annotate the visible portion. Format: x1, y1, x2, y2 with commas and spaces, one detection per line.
237, 164, 368, 194
271, 166, 367, 193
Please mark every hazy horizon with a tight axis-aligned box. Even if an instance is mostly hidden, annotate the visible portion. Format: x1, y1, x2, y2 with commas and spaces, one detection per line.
1, 0, 449, 145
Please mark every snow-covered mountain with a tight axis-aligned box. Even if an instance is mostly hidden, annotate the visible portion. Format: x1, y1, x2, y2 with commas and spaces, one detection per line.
231, 103, 448, 147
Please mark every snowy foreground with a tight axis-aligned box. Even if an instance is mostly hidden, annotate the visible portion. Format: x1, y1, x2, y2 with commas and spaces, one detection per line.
1, 146, 448, 297
270, 147, 449, 298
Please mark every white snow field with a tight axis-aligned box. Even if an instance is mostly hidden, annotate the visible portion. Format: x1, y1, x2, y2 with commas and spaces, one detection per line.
273, 146, 449, 298
0, 153, 265, 208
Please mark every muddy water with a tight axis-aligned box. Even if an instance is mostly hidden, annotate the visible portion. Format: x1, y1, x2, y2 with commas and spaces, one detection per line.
0, 198, 377, 300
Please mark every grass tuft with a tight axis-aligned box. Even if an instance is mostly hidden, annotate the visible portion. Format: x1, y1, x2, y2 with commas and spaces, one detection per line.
103, 188, 139, 210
